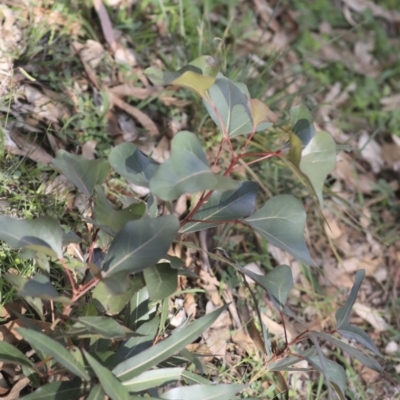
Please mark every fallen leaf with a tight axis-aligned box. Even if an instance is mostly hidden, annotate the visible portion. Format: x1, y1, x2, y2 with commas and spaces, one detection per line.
342, 0, 400, 23
353, 303, 389, 332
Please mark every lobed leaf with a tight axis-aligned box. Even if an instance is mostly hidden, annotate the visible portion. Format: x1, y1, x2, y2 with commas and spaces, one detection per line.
0, 216, 63, 258
102, 215, 180, 278
51, 150, 109, 197
245, 195, 315, 266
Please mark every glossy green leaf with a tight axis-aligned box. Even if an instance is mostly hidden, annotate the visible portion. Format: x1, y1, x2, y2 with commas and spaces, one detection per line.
150, 131, 238, 201
312, 331, 382, 372
0, 340, 34, 367
245, 195, 315, 266
306, 355, 346, 400
102, 215, 180, 278
122, 368, 183, 392
108, 143, 159, 188
290, 105, 316, 146
143, 263, 178, 301
338, 322, 381, 356
336, 269, 365, 328
113, 305, 227, 381
93, 278, 143, 315
17, 328, 90, 381
51, 150, 109, 197
4, 273, 71, 304
86, 384, 106, 400
93, 186, 146, 232
83, 350, 129, 400
76, 316, 127, 339
300, 131, 336, 205
161, 383, 247, 400
180, 181, 259, 233
0, 216, 63, 258
20, 378, 84, 400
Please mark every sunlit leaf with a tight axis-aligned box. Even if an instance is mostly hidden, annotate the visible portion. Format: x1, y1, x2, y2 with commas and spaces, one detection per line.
108, 143, 159, 188
172, 70, 216, 97
17, 328, 90, 381
143, 263, 178, 301
83, 350, 129, 400
336, 270, 365, 328
245, 195, 315, 266
20, 378, 84, 400
113, 305, 227, 381
300, 131, 336, 205
150, 131, 238, 201
250, 98, 274, 131
122, 368, 184, 392
51, 150, 109, 197
0, 216, 63, 258
102, 216, 180, 278
161, 383, 247, 400
93, 186, 146, 232
180, 181, 259, 234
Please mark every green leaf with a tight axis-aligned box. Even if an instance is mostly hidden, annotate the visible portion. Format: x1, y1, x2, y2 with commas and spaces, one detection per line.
20, 378, 84, 400
267, 349, 315, 372
245, 195, 315, 266
113, 305, 227, 381
83, 350, 129, 400
312, 331, 382, 372
0, 340, 34, 367
102, 215, 180, 278
306, 355, 346, 400
204, 75, 269, 137
300, 131, 336, 206
290, 105, 316, 146
4, 273, 71, 303
93, 278, 143, 315
161, 383, 247, 400
17, 328, 90, 381
150, 131, 238, 201
171, 70, 216, 97
51, 150, 109, 197
76, 316, 127, 339
108, 143, 159, 188
122, 368, 183, 392
338, 322, 381, 356
336, 269, 365, 328
127, 286, 150, 330
143, 263, 178, 301
86, 384, 106, 400
180, 181, 259, 233
93, 186, 146, 232
0, 216, 63, 258
182, 370, 212, 385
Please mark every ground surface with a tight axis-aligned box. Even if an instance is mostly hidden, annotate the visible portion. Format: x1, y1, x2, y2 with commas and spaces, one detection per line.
0, 0, 400, 399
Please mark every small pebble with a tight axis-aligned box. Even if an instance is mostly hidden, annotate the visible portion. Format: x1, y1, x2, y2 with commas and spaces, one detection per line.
385, 341, 399, 355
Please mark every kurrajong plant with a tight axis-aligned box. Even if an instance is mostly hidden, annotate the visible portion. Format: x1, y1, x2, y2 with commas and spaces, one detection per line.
0, 56, 382, 400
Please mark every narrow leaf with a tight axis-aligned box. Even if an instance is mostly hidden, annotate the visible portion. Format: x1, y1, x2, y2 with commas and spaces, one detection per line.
113, 306, 227, 381
336, 269, 365, 328
245, 195, 315, 266
102, 215, 180, 278
76, 316, 127, 338
109, 143, 159, 188
180, 181, 259, 234
143, 263, 178, 301
86, 384, 106, 400
0, 216, 63, 258
161, 383, 247, 400
17, 328, 90, 381
20, 378, 84, 400
338, 322, 381, 356
0, 340, 34, 367
122, 368, 184, 392
51, 150, 109, 197
83, 350, 129, 400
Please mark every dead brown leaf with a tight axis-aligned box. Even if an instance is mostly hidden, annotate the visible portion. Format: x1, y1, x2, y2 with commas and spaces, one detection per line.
342, 0, 400, 23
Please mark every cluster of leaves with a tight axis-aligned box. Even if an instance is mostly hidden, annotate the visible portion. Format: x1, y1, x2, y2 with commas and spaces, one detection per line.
0, 56, 382, 399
